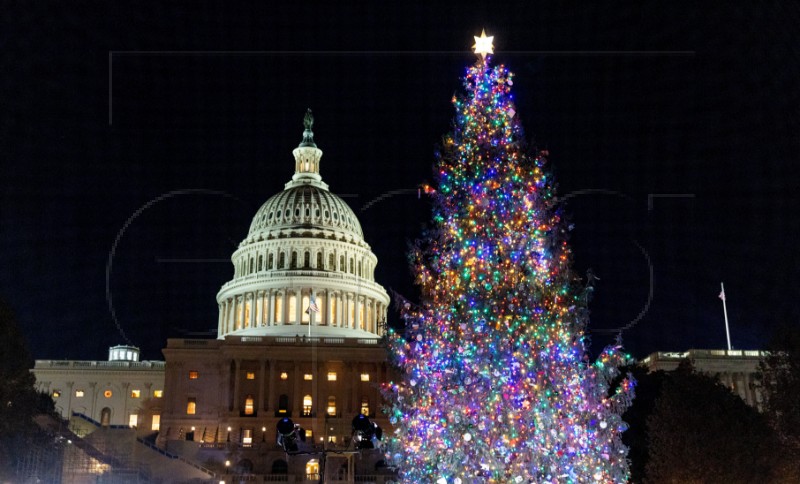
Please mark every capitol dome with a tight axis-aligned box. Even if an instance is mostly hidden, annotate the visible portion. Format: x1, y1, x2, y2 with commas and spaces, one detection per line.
216, 110, 390, 339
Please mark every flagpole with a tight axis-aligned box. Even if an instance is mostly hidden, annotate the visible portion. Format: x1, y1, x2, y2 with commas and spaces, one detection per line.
720, 282, 732, 351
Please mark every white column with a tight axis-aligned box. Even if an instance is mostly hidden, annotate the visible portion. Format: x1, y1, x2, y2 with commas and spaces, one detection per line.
248, 292, 256, 328
295, 288, 302, 324
268, 291, 275, 326
217, 303, 224, 335
325, 289, 331, 326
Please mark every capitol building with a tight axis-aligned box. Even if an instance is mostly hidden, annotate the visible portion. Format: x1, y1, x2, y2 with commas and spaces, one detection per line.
31, 111, 396, 482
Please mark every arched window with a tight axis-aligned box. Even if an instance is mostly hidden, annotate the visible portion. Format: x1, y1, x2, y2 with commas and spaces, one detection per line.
278, 253, 285, 269
340, 255, 345, 272
303, 395, 313, 416
278, 394, 289, 414
244, 395, 254, 415
358, 261, 362, 277
360, 397, 370, 417
100, 407, 111, 427
249, 258, 254, 273
329, 254, 335, 270
291, 252, 298, 269
258, 255, 263, 271
327, 396, 336, 417
349, 258, 354, 274
316, 252, 323, 269
268, 253, 274, 270
304, 251, 310, 268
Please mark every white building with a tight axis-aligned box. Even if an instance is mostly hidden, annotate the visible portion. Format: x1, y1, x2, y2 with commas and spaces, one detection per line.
641, 348, 766, 408
32, 345, 165, 430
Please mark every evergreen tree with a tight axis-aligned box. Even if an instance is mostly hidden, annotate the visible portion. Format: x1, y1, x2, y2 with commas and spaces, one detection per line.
756, 326, 800, 464
0, 298, 42, 478
384, 33, 635, 483
645, 361, 783, 483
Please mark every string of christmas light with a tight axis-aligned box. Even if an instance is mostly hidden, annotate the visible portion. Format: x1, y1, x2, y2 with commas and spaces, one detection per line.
383, 33, 635, 483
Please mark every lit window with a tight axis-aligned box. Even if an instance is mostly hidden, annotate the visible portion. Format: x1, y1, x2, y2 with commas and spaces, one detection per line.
242, 428, 253, 445
189, 371, 199, 379
360, 397, 369, 416
244, 395, 254, 415
304, 374, 313, 381
280, 372, 288, 380
246, 372, 255, 380
151, 414, 160, 431
328, 436, 337, 443
305, 429, 313, 439
187, 397, 197, 415
103, 390, 113, 398
52, 391, 61, 398
360, 373, 370, 382
306, 459, 319, 476
303, 395, 313, 416
129, 414, 138, 428
75, 390, 84, 398
131, 389, 141, 398
154, 390, 163, 398
327, 372, 337, 381
327, 396, 336, 416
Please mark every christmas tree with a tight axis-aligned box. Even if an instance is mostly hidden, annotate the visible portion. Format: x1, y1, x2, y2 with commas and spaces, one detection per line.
384, 32, 635, 483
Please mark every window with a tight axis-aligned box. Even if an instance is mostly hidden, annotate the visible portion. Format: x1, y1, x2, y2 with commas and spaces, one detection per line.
278, 252, 285, 269
52, 390, 61, 398
306, 459, 319, 477
188, 371, 199, 379
278, 394, 289, 414
305, 429, 313, 439
187, 397, 197, 415
290, 252, 297, 269
327, 372, 337, 381
131, 389, 141, 398
360, 397, 369, 416
329, 254, 335, 270
129, 414, 138, 428
317, 252, 323, 269
327, 396, 336, 416
103, 390, 113, 398
151, 414, 160, 431
154, 390, 163, 398
246, 372, 255, 380
328, 436, 337, 444
268, 253, 274, 270
304, 373, 313, 381
304, 251, 310, 268
244, 395, 255, 415
360, 373, 370, 382
75, 390, 85, 398
242, 428, 253, 445
303, 395, 312, 416
280, 372, 288, 380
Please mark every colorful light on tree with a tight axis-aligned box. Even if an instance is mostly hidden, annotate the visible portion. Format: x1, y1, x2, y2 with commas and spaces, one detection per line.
383, 33, 635, 483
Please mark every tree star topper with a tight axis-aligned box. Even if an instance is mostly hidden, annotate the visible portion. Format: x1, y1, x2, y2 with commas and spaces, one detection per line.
473, 29, 494, 59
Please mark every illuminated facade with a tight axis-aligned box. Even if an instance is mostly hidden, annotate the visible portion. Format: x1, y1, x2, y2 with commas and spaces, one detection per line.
158, 111, 394, 480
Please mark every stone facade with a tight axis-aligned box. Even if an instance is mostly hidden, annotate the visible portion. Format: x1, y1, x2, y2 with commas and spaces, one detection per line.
641, 349, 766, 408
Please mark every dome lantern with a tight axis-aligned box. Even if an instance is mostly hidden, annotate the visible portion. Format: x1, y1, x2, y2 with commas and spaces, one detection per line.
287, 109, 327, 190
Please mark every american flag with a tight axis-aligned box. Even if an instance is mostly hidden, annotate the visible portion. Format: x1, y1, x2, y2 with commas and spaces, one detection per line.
306, 294, 320, 313
718, 289, 726, 302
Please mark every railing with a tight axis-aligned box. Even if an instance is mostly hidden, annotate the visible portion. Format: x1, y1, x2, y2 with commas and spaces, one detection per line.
648, 349, 766, 361
71, 412, 130, 429
136, 437, 216, 477
263, 475, 290, 482
37, 360, 166, 369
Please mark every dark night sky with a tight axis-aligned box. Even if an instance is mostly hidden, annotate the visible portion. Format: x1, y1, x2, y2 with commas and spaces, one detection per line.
2, 3, 798, 361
